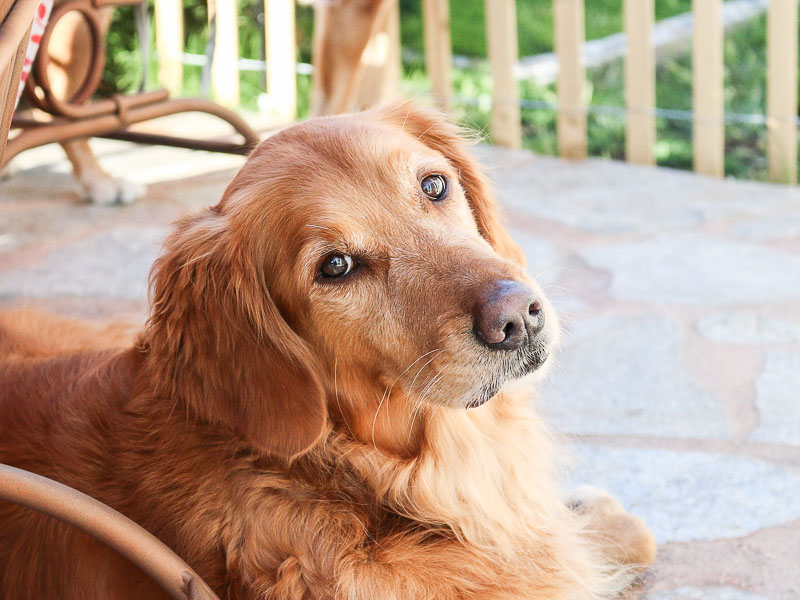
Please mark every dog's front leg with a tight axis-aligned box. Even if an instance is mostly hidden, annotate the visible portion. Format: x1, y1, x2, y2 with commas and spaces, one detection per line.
231, 501, 526, 600
567, 485, 657, 569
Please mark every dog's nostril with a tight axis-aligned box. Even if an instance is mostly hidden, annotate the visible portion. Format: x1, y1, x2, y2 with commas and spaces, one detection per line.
529, 300, 542, 316
502, 321, 515, 341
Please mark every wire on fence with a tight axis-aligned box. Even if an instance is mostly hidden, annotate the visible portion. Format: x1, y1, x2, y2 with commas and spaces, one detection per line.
453, 95, 800, 127
173, 52, 799, 128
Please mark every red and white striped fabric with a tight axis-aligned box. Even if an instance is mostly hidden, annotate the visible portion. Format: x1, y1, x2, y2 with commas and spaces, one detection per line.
14, 0, 54, 108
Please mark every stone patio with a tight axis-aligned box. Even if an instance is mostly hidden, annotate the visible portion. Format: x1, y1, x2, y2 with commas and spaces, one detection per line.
1, 134, 799, 599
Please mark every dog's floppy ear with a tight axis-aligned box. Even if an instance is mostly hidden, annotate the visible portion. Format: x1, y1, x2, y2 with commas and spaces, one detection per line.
145, 208, 327, 460
379, 102, 526, 265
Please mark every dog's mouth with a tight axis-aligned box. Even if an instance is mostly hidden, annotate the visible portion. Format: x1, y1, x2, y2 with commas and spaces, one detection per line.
465, 346, 550, 409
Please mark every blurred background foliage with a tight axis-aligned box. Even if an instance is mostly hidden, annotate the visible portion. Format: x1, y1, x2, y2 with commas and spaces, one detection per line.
101, 0, 786, 181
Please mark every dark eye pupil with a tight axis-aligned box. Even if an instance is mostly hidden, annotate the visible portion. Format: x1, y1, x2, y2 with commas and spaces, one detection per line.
421, 174, 446, 200
321, 254, 351, 277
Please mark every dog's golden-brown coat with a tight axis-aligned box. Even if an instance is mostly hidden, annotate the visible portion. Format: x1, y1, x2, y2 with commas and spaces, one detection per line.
0, 103, 655, 599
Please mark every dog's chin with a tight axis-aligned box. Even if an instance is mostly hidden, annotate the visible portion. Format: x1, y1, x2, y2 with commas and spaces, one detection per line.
464, 347, 550, 409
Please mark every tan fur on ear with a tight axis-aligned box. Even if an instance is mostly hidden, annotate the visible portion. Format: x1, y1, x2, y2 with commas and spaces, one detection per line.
145, 208, 327, 460
378, 102, 526, 266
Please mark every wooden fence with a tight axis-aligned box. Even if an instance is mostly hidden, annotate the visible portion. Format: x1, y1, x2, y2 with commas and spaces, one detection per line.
155, 0, 297, 121
152, 0, 799, 184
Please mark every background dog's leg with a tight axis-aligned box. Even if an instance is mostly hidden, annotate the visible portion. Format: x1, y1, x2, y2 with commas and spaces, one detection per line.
310, 0, 386, 115
46, 5, 145, 204
61, 138, 145, 205
567, 484, 657, 569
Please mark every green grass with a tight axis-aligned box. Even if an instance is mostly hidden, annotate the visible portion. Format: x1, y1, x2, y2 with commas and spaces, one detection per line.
100, 0, 786, 182
396, 0, 691, 58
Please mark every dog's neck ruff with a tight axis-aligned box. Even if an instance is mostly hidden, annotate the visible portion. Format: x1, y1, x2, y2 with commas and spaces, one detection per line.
321, 391, 567, 555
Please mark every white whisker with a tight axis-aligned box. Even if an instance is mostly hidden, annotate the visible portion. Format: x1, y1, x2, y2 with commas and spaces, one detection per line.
370, 385, 391, 457
408, 354, 439, 397
334, 358, 357, 440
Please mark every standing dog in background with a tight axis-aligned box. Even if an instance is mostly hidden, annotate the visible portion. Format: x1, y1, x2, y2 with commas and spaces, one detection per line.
0, 103, 655, 599
21, 0, 390, 204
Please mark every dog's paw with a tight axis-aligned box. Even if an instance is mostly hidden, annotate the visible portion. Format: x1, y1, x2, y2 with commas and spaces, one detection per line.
567, 485, 657, 568
567, 484, 627, 516
80, 176, 146, 205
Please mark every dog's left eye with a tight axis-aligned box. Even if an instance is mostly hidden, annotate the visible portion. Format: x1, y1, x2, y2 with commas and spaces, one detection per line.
421, 174, 447, 201
320, 253, 354, 278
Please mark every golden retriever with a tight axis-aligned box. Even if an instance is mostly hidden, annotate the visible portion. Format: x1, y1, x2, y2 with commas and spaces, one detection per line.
0, 102, 655, 599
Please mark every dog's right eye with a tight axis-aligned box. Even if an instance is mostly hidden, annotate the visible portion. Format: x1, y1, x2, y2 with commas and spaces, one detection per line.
421, 174, 448, 201
320, 253, 354, 278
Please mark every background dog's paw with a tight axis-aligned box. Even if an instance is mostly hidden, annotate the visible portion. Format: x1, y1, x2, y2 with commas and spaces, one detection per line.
568, 484, 657, 568
81, 176, 146, 205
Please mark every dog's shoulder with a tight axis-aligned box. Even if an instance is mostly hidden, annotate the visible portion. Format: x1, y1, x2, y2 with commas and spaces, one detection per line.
0, 347, 140, 447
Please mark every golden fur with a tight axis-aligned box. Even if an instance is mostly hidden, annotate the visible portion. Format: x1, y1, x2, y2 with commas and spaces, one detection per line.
0, 103, 655, 599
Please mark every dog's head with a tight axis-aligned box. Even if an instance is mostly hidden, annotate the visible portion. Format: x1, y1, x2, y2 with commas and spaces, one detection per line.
146, 102, 558, 460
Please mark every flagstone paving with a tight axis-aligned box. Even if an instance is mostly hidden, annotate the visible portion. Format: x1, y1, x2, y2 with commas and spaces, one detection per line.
1, 138, 799, 599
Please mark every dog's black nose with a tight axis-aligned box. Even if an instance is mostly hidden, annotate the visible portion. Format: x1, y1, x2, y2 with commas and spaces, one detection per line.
474, 280, 543, 351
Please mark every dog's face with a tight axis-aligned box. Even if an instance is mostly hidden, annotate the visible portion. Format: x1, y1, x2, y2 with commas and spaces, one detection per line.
148, 103, 558, 458
233, 104, 557, 408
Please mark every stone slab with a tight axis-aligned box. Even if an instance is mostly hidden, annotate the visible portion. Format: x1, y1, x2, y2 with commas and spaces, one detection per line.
473, 151, 800, 235
0, 226, 167, 300
696, 312, 800, 345
505, 227, 559, 284
647, 586, 768, 600
729, 214, 800, 241
569, 445, 800, 544
540, 314, 733, 439
579, 234, 800, 306
749, 351, 800, 446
